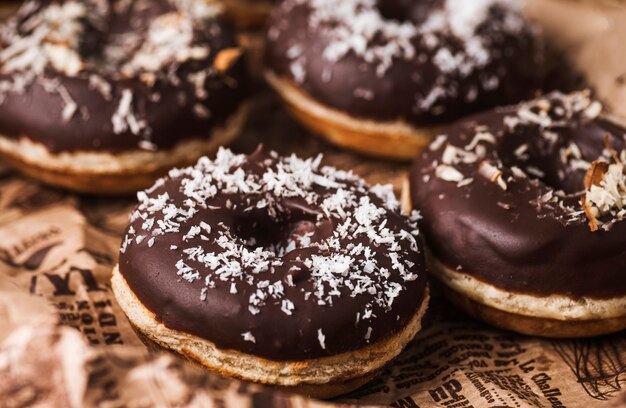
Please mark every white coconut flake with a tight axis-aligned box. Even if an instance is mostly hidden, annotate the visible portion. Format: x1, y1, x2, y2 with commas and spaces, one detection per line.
111, 89, 147, 135
585, 162, 626, 220
317, 328, 326, 350
479, 161, 507, 190
435, 164, 464, 182
241, 331, 256, 343
429, 134, 448, 151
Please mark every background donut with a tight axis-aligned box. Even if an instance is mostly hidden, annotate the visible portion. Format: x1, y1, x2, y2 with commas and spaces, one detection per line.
408, 91, 626, 337
0, 0, 249, 194
265, 0, 546, 160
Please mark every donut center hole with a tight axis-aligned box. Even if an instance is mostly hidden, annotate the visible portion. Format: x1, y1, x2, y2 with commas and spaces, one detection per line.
496, 135, 587, 195
376, 0, 438, 24
236, 218, 317, 255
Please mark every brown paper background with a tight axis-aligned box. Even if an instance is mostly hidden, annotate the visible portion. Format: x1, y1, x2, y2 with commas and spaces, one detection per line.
1, 0, 626, 406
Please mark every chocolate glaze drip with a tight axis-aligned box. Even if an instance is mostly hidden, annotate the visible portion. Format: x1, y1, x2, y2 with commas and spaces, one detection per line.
119, 148, 427, 360
0, 0, 249, 153
265, 0, 545, 125
410, 92, 626, 299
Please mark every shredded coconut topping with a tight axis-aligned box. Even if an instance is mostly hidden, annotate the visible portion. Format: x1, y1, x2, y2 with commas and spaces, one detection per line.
111, 89, 146, 136
317, 328, 326, 350
427, 91, 623, 229
585, 163, 626, 217
507, 90, 602, 131
271, 0, 532, 117
307, 0, 418, 76
241, 331, 256, 343
299, 0, 522, 77
0, 0, 221, 78
0, 0, 229, 150
583, 154, 626, 231
121, 11, 212, 76
0, 1, 86, 77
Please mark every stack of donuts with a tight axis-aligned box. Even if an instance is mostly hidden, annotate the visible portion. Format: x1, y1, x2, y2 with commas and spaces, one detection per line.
0, 0, 624, 400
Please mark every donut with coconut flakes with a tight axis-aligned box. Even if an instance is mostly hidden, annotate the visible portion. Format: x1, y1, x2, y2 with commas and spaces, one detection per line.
407, 91, 626, 337
112, 146, 429, 398
265, 0, 546, 160
0, 0, 249, 194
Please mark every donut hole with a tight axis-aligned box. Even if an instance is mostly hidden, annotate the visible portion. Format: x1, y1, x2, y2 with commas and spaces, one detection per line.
495, 126, 600, 195
234, 216, 319, 255
235, 218, 282, 250
376, 0, 437, 24
497, 145, 578, 195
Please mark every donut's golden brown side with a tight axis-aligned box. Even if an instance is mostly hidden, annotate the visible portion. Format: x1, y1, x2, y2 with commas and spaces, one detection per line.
131, 324, 379, 399
436, 281, 626, 338
0, 104, 248, 195
220, 0, 274, 29
427, 254, 626, 338
401, 182, 626, 338
265, 72, 443, 161
111, 266, 430, 398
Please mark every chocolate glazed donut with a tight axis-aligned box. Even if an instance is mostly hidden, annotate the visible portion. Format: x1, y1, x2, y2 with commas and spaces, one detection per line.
407, 91, 626, 337
265, 0, 545, 160
112, 147, 429, 398
0, 0, 249, 194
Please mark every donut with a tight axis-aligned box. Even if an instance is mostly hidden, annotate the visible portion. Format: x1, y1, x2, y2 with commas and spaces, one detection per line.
112, 146, 429, 398
407, 90, 626, 337
0, 0, 249, 194
219, 0, 275, 29
264, 0, 546, 161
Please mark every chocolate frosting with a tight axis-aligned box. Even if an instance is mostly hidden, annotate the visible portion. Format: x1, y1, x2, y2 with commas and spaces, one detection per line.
0, 0, 249, 153
265, 0, 546, 125
119, 147, 427, 361
409, 91, 626, 299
